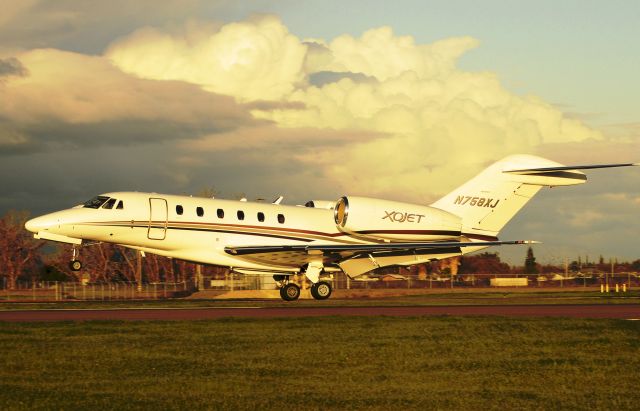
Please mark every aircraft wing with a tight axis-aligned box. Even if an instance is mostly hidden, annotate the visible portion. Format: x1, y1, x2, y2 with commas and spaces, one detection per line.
225, 240, 537, 256
224, 240, 537, 277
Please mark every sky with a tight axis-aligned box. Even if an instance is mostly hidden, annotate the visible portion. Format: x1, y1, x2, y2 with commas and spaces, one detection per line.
0, 0, 638, 265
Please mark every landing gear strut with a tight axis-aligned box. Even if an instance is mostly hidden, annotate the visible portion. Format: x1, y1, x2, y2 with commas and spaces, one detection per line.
304, 262, 333, 301
69, 247, 82, 271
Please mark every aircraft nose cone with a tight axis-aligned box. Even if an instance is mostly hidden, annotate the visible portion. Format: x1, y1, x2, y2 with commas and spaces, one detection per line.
25, 216, 51, 233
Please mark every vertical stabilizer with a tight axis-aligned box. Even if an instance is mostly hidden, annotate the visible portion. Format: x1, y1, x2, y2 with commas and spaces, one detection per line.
431, 155, 586, 239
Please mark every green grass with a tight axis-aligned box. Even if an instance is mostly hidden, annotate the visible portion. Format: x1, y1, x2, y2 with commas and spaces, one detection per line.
1, 317, 639, 410
1, 290, 639, 310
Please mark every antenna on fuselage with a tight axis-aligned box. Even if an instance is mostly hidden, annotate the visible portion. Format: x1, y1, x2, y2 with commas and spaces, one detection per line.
272, 196, 284, 205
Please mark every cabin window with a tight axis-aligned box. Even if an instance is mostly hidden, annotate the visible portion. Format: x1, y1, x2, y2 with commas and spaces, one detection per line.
116, 201, 124, 210
217, 209, 224, 219
176, 205, 183, 215
83, 196, 109, 209
277, 214, 285, 224
102, 198, 117, 209
257, 212, 265, 222
197, 207, 204, 217
237, 210, 245, 221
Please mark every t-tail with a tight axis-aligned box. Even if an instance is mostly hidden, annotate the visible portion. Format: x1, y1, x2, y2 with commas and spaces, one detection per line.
431, 154, 638, 241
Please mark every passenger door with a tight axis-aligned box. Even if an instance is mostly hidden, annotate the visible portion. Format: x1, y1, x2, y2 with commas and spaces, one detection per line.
148, 198, 168, 240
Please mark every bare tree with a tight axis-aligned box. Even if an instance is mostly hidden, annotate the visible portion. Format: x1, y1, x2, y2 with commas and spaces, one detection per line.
0, 211, 45, 289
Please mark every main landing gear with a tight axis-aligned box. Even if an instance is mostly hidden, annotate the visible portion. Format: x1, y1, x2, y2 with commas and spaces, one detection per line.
273, 274, 333, 302
310, 281, 332, 300
279, 282, 301, 301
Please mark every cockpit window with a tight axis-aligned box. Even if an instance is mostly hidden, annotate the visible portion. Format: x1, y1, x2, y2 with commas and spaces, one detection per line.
83, 196, 110, 209
116, 201, 124, 210
102, 198, 117, 209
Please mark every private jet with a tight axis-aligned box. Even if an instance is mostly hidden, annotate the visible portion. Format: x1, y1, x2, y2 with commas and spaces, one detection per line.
25, 155, 637, 301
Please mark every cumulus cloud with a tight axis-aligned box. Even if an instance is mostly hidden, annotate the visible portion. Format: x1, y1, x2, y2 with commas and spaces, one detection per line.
310, 28, 480, 81
262, 29, 603, 199
106, 16, 308, 102
105, 17, 606, 201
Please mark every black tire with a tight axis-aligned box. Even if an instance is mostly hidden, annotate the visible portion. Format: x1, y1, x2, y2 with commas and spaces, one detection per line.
280, 283, 301, 301
69, 260, 82, 271
310, 281, 332, 300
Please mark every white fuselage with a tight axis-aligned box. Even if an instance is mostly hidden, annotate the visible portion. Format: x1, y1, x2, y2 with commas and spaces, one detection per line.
26, 192, 466, 274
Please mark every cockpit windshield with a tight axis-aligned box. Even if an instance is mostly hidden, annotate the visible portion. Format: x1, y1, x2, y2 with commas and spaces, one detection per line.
102, 198, 117, 209
83, 196, 109, 209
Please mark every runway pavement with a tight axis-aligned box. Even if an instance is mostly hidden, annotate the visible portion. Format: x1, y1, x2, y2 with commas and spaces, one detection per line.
1, 304, 639, 322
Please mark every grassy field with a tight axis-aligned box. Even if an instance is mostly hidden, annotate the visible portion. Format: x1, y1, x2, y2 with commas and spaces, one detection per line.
1, 316, 639, 410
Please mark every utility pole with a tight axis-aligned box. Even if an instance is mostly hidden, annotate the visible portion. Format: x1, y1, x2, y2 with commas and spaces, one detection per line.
611, 258, 615, 288
196, 264, 203, 290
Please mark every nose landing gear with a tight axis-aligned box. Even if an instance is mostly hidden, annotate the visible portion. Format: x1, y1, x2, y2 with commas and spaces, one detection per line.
69, 246, 82, 271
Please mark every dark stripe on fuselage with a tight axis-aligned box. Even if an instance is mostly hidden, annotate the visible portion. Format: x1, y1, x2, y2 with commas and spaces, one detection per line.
87, 223, 316, 243
82, 220, 468, 244
78, 220, 494, 247
356, 229, 461, 237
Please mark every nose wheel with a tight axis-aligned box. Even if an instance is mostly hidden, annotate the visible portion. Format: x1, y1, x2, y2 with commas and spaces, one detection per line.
69, 260, 83, 271
69, 247, 82, 271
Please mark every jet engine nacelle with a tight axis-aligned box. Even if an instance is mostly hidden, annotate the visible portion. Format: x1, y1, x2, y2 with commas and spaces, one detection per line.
334, 196, 462, 242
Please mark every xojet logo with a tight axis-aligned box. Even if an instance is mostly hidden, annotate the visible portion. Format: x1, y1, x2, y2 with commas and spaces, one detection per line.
382, 211, 426, 223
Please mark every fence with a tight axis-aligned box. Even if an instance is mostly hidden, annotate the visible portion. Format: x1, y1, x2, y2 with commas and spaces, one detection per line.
199, 271, 640, 292
0, 281, 191, 301
1, 272, 638, 301
327, 272, 640, 290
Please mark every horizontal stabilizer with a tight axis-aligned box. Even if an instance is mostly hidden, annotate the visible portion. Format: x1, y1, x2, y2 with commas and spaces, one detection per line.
504, 163, 638, 175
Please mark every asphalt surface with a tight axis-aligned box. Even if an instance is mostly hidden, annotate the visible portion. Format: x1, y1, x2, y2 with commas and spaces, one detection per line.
1, 304, 639, 322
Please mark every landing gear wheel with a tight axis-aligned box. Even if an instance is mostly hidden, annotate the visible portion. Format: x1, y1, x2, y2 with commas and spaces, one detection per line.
310, 281, 332, 300
69, 260, 82, 271
280, 283, 301, 301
